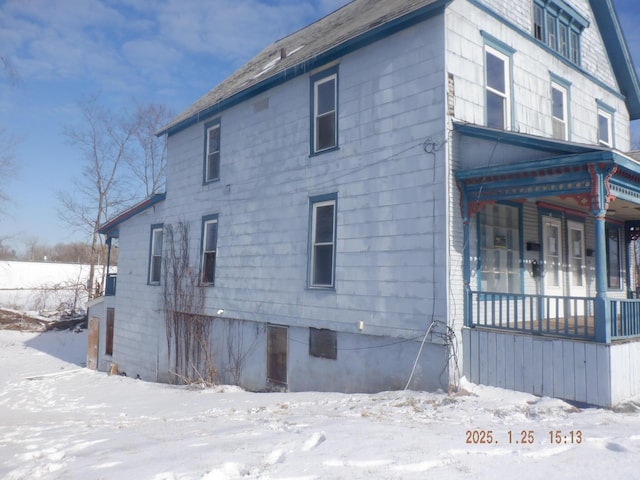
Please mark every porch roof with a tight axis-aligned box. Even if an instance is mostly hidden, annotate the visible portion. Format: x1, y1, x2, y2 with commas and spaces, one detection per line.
454, 123, 640, 219
97, 193, 166, 238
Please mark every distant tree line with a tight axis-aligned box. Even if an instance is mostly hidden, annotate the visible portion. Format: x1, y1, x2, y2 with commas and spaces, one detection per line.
0, 239, 116, 265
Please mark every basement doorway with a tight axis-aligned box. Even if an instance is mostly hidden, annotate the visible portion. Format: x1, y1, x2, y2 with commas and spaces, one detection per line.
267, 324, 288, 385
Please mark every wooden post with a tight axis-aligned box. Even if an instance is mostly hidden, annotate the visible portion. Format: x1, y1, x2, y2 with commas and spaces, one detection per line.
87, 317, 100, 370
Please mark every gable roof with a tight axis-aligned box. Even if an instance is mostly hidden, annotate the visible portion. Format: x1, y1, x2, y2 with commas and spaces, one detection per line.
589, 0, 640, 120
158, 0, 448, 136
159, 0, 640, 137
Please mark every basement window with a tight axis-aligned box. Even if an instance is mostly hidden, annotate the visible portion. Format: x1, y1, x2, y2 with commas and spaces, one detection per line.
309, 328, 337, 360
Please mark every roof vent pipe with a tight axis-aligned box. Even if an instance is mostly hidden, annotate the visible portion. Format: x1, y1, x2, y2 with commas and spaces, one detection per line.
280, 47, 287, 59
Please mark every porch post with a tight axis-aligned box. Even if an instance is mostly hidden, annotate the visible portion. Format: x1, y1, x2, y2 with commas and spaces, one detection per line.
104, 236, 112, 297
590, 163, 613, 343
463, 201, 472, 327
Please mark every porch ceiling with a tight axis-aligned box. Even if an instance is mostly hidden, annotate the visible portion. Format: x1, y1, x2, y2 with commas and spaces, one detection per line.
537, 195, 640, 222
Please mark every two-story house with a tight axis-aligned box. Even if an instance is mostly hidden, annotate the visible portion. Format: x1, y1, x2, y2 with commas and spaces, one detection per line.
88, 0, 640, 406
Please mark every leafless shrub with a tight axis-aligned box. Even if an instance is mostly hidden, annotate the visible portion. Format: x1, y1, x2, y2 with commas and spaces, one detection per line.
162, 221, 216, 385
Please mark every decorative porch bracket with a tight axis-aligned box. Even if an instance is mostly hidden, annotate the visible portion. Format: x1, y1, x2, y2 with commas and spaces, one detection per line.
589, 162, 617, 343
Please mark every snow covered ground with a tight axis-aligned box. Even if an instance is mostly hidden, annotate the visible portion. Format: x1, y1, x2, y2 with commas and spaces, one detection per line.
2, 329, 640, 479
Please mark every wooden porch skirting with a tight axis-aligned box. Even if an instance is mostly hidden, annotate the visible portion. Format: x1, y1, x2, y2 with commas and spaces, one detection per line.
462, 326, 640, 407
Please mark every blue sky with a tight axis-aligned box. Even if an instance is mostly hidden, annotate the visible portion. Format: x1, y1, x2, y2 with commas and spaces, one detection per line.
0, 0, 639, 253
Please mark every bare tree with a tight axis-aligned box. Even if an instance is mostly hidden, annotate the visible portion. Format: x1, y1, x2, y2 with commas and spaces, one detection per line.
0, 236, 17, 260
0, 53, 19, 85
130, 103, 172, 196
0, 53, 19, 222
0, 126, 18, 217
58, 96, 138, 298
22, 236, 47, 262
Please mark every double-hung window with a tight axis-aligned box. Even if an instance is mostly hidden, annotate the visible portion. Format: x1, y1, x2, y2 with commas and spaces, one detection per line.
596, 100, 615, 147
311, 66, 338, 154
532, 0, 587, 66
201, 214, 218, 285
484, 42, 512, 130
597, 101, 615, 147
148, 224, 163, 285
551, 75, 570, 140
309, 194, 337, 288
204, 119, 221, 183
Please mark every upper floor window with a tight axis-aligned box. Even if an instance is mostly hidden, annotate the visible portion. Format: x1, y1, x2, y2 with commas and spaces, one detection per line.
532, 0, 587, 66
597, 100, 615, 147
598, 110, 612, 146
204, 119, 220, 183
311, 66, 338, 154
551, 76, 570, 140
309, 193, 337, 288
148, 224, 163, 285
485, 45, 511, 129
201, 214, 218, 285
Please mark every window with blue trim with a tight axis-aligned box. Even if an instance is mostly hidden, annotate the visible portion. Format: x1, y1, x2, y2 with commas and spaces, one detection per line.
551, 76, 570, 140
148, 224, 163, 285
309, 194, 337, 288
204, 119, 221, 183
311, 67, 338, 154
533, 0, 587, 66
485, 46, 511, 129
200, 214, 218, 285
597, 101, 615, 147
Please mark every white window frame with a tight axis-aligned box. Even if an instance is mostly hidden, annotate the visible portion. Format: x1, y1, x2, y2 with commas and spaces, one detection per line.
201, 216, 218, 285
148, 226, 163, 285
597, 108, 613, 147
551, 82, 568, 141
485, 46, 511, 130
205, 121, 220, 183
313, 73, 337, 153
310, 198, 337, 288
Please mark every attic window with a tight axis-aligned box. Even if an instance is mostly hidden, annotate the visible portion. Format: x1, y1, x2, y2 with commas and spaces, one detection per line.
532, 0, 587, 66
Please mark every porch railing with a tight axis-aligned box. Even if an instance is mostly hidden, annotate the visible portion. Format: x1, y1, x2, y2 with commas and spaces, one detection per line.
466, 290, 595, 340
609, 298, 640, 339
467, 291, 640, 341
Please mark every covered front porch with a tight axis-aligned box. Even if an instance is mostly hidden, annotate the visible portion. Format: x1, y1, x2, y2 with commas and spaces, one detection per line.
454, 123, 640, 406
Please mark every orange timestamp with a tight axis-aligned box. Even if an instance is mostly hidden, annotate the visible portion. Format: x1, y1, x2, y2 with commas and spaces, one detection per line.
465, 429, 583, 445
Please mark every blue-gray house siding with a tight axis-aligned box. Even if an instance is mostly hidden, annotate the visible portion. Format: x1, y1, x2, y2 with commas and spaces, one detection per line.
90, 0, 640, 404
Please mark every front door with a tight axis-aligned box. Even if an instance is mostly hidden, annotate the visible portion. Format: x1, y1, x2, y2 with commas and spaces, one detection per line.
543, 216, 564, 297
567, 220, 587, 297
